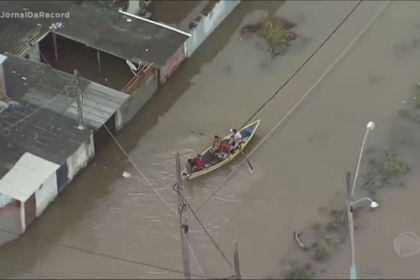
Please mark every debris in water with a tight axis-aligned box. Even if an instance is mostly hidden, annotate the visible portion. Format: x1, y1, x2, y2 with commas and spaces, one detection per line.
122, 171, 131, 178
293, 231, 307, 251
21, 77, 27, 80
241, 16, 297, 56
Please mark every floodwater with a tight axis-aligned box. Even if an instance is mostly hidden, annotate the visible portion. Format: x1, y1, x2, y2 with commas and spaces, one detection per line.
2, 0, 420, 279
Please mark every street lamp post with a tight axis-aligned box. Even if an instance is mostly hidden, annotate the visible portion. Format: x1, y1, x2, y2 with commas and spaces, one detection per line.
346, 121, 377, 280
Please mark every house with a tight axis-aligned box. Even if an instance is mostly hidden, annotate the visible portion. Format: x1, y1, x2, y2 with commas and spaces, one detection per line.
0, 0, 190, 108
0, 53, 130, 246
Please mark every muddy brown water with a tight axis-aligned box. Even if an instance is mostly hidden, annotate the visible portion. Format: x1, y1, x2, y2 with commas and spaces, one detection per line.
2, 1, 420, 279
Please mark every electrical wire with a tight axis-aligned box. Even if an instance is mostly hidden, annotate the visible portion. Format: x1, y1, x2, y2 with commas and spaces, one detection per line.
189, 0, 389, 217
57, 242, 209, 278
85, 92, 212, 279
177, 188, 233, 269
238, 0, 363, 130
0, 77, 75, 134
84, 93, 178, 215
182, 229, 207, 279
37, 49, 73, 81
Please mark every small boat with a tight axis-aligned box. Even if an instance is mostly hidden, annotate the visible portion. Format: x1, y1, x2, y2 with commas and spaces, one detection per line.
182, 119, 261, 180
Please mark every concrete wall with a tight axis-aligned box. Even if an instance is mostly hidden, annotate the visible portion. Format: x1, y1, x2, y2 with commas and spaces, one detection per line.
119, 71, 158, 127
0, 203, 21, 234
0, 64, 5, 100
24, 44, 41, 62
0, 202, 20, 246
185, 0, 241, 57
35, 172, 58, 217
66, 134, 95, 182
127, 0, 140, 15
159, 44, 186, 85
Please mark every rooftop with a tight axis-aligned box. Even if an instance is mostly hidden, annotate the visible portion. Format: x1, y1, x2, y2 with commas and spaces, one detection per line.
0, 18, 48, 56
55, 1, 190, 67
0, 0, 190, 67
0, 53, 129, 179
3, 53, 129, 130
0, 0, 73, 56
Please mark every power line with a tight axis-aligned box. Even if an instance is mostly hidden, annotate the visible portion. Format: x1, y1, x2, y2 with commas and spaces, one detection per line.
57, 242, 208, 278
182, 229, 207, 279
0, 77, 75, 134
176, 187, 233, 269
189, 0, 381, 217
238, 0, 363, 130
37, 49, 73, 81
83, 93, 177, 215
84, 92, 220, 279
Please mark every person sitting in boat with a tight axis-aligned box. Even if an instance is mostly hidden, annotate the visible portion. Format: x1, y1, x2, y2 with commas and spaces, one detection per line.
184, 158, 193, 175
184, 156, 204, 175
193, 154, 204, 170
210, 135, 222, 159
229, 128, 243, 151
216, 140, 231, 162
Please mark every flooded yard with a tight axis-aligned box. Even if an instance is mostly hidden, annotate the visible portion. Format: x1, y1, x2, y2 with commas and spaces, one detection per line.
1, 0, 420, 279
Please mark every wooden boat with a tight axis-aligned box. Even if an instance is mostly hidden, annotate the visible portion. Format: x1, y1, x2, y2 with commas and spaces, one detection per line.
182, 119, 261, 180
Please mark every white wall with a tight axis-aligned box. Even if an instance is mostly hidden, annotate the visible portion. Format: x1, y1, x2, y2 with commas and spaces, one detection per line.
66, 134, 95, 182
127, 0, 140, 15
0, 64, 5, 99
35, 172, 58, 217
185, 0, 241, 57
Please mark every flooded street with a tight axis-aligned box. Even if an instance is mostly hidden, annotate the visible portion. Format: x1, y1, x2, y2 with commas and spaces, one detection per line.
2, 0, 420, 278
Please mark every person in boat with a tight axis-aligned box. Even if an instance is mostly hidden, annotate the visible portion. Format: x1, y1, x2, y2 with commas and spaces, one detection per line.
184, 158, 193, 175
184, 156, 204, 175
210, 135, 222, 159
229, 128, 243, 151
193, 154, 204, 170
216, 140, 231, 162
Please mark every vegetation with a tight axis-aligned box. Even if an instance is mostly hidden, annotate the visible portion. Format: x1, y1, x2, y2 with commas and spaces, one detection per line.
360, 150, 409, 195
241, 17, 297, 56
287, 265, 312, 279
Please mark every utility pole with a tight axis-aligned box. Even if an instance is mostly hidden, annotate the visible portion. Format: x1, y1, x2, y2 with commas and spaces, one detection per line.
233, 241, 241, 279
73, 69, 85, 130
175, 152, 191, 280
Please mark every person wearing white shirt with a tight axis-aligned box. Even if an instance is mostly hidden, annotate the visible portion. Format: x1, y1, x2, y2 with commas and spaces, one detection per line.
229, 128, 242, 150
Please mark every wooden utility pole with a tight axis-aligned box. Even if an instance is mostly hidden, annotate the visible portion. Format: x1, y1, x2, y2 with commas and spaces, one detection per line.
233, 241, 241, 279
175, 152, 191, 280
73, 70, 85, 130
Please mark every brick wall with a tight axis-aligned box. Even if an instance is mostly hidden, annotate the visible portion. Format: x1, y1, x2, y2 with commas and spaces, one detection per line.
122, 63, 155, 94
158, 44, 186, 85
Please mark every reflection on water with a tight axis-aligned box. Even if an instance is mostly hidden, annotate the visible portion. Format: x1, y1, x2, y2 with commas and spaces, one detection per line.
4, 0, 420, 279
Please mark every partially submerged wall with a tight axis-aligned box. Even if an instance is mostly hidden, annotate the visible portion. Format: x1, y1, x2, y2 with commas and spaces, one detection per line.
120, 64, 158, 126
185, 0, 241, 57
159, 44, 186, 85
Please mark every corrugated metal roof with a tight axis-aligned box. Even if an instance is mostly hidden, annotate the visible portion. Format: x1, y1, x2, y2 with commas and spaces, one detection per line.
3, 54, 129, 130
0, 55, 7, 65
0, 19, 49, 56
0, 153, 59, 202
67, 83, 129, 129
